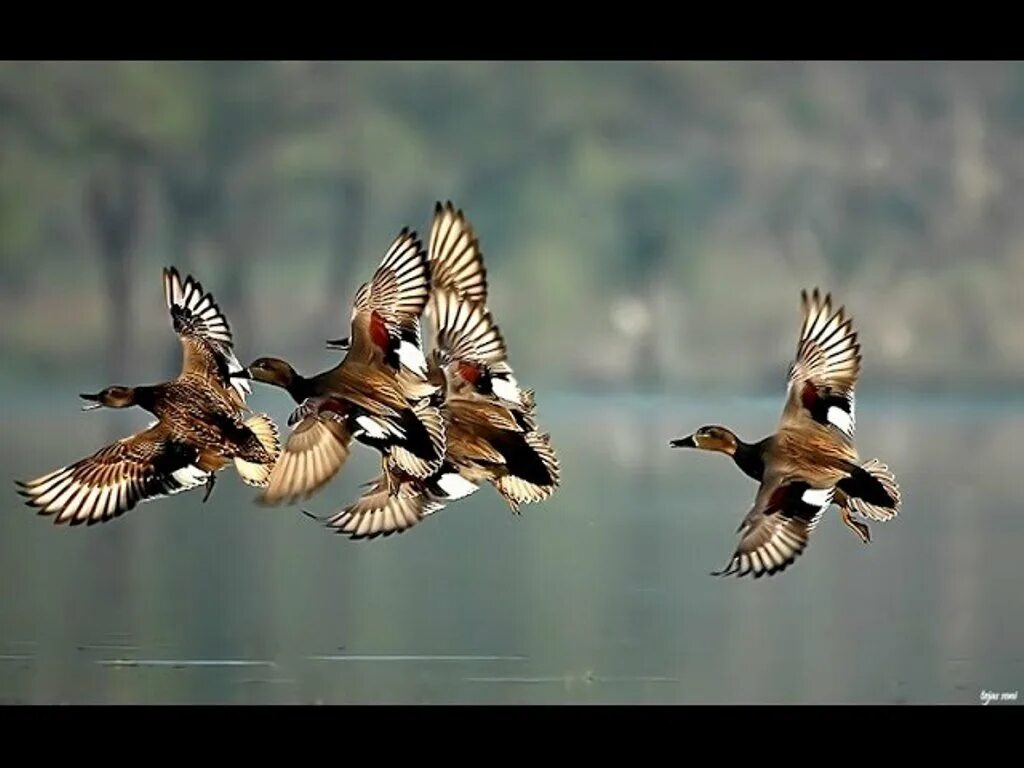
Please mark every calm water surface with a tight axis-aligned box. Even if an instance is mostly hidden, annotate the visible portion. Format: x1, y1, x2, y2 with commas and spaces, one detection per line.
2, 391, 1022, 703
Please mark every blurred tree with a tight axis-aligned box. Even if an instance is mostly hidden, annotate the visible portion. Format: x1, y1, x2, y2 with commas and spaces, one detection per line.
85, 162, 145, 384
2, 61, 1024, 390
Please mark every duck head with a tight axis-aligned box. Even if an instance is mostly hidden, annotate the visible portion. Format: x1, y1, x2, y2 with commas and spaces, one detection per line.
670, 425, 739, 455
237, 357, 297, 389
79, 386, 137, 411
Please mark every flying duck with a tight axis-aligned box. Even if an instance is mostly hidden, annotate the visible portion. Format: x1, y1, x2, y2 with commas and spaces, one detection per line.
239, 228, 445, 505
670, 289, 901, 578
17, 268, 280, 524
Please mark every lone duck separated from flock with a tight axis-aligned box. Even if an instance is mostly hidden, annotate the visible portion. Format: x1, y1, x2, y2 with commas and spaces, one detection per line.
670, 289, 901, 578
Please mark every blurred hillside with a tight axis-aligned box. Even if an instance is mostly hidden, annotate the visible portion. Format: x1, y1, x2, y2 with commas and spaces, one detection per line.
2, 61, 1023, 395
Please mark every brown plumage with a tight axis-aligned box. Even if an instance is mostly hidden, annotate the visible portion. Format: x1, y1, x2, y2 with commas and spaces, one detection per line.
317, 473, 445, 540
428, 200, 488, 304
323, 354, 560, 540
17, 268, 280, 525
242, 228, 446, 506
323, 204, 560, 539
670, 288, 901, 578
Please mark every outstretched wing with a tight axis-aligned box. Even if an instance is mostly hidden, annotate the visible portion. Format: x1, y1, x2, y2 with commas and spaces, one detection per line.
163, 267, 250, 405
712, 477, 835, 579
17, 423, 207, 525
430, 287, 524, 406
348, 229, 430, 374
431, 287, 508, 367
780, 288, 861, 439
258, 412, 352, 506
428, 201, 488, 304
323, 475, 444, 540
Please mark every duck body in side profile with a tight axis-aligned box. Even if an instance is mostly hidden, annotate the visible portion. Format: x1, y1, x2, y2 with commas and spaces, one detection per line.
239, 228, 446, 506
670, 289, 901, 578
17, 268, 280, 525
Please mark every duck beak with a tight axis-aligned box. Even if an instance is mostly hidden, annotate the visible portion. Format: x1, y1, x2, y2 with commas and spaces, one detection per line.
670, 434, 696, 448
80, 393, 103, 411
229, 368, 252, 380
326, 337, 351, 351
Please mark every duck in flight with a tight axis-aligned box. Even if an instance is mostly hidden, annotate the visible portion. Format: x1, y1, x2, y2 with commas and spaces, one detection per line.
17, 268, 280, 525
237, 228, 445, 506
320, 202, 560, 538
670, 289, 901, 578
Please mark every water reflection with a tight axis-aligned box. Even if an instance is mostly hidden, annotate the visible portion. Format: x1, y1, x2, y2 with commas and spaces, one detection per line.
2, 393, 1022, 704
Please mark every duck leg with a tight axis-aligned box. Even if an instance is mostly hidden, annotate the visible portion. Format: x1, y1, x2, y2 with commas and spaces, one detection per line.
839, 504, 871, 544
202, 473, 218, 504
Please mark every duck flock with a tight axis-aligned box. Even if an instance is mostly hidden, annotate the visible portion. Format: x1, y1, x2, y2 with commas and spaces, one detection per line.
18, 201, 902, 579
18, 202, 560, 541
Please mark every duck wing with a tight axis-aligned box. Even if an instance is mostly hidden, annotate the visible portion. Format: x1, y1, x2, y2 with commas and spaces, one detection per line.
17, 422, 207, 525
322, 475, 443, 540
163, 267, 250, 407
780, 288, 861, 440
431, 288, 508, 368
712, 475, 835, 578
430, 287, 525, 408
428, 201, 488, 304
258, 413, 352, 506
447, 393, 523, 433
347, 229, 431, 376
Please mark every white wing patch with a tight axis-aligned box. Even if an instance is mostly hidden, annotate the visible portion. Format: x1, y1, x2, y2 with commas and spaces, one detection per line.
803, 487, 835, 533
801, 486, 834, 509
490, 375, 523, 406
354, 415, 406, 441
826, 406, 854, 436
398, 340, 428, 377
436, 472, 480, 501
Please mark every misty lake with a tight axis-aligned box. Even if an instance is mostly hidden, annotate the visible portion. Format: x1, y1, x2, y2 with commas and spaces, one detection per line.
2, 391, 1021, 704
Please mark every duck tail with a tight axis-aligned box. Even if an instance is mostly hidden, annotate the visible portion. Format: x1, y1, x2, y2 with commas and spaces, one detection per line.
492, 431, 561, 511
837, 458, 901, 522
234, 413, 280, 487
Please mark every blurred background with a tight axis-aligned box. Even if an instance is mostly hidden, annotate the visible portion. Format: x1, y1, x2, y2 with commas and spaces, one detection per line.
1, 61, 1022, 704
